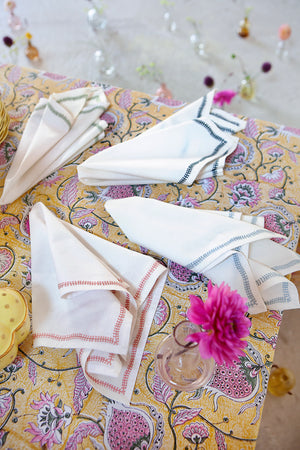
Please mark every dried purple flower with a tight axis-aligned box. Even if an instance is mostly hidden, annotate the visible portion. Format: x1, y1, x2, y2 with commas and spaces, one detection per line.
204, 76, 214, 88
261, 62, 272, 73
3, 36, 14, 47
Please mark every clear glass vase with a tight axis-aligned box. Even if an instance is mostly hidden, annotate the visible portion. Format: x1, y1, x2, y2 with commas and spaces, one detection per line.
239, 77, 256, 100
162, 7, 177, 32
155, 320, 215, 391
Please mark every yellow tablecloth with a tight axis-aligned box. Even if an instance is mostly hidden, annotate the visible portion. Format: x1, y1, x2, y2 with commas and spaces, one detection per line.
0, 64, 300, 449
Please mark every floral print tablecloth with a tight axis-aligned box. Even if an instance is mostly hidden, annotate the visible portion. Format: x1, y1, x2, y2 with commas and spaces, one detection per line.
0, 64, 300, 449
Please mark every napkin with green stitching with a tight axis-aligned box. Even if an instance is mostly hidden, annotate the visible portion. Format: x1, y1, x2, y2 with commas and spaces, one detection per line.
0, 87, 109, 205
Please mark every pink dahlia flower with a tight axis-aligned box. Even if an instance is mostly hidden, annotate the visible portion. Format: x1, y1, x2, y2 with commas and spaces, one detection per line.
186, 281, 251, 365
213, 90, 237, 107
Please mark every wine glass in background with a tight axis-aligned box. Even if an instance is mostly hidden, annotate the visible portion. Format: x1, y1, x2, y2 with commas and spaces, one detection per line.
86, 0, 115, 79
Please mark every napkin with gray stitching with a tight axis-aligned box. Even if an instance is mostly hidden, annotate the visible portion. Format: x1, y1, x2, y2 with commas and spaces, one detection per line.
105, 197, 300, 314
77, 90, 246, 187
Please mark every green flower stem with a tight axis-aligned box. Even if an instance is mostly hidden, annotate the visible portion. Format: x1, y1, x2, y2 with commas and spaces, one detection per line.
18, 348, 80, 372
76, 414, 104, 434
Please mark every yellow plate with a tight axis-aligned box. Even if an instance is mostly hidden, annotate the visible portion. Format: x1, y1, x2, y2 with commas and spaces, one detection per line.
0, 288, 30, 369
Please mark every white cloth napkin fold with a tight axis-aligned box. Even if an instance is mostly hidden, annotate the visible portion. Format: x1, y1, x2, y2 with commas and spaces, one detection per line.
77, 90, 246, 186
29, 202, 167, 404
0, 87, 109, 205
105, 197, 300, 314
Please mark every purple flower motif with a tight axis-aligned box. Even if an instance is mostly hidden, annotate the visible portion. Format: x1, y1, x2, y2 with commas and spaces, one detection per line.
244, 118, 259, 139
3, 36, 14, 47
152, 96, 183, 108
168, 261, 203, 283
40, 171, 63, 187
0, 246, 14, 275
0, 392, 12, 418
4, 355, 24, 374
103, 402, 153, 450
226, 140, 254, 170
264, 213, 290, 239
101, 111, 116, 128
182, 422, 209, 444
204, 76, 214, 88
215, 429, 227, 449
269, 310, 282, 326
174, 193, 200, 208
25, 392, 72, 449
105, 185, 136, 199
154, 299, 168, 325
261, 62, 272, 73
266, 146, 284, 157
227, 180, 261, 208
0, 140, 16, 166
135, 115, 152, 125
269, 188, 284, 200
78, 216, 98, 230
152, 374, 173, 403
198, 177, 216, 195
41, 72, 67, 80
260, 168, 285, 184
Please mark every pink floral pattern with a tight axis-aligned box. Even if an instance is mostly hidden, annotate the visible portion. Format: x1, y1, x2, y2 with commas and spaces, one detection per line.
0, 246, 14, 276
226, 140, 254, 170
1, 64, 299, 449
227, 180, 261, 208
25, 392, 72, 449
103, 402, 154, 450
153, 299, 168, 325
0, 392, 12, 418
182, 422, 209, 444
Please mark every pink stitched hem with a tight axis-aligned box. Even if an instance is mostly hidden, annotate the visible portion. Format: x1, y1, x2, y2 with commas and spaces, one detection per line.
58, 279, 125, 289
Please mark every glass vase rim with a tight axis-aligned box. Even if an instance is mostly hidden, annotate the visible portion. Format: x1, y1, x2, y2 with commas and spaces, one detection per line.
173, 320, 201, 349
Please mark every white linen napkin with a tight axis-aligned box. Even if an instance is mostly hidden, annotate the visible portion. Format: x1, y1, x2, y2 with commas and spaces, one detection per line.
0, 87, 109, 205
105, 197, 300, 314
29, 202, 167, 404
77, 90, 246, 186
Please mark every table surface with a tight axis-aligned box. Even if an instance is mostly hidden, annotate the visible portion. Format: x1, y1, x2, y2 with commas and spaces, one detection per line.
0, 64, 300, 449
1, 0, 300, 128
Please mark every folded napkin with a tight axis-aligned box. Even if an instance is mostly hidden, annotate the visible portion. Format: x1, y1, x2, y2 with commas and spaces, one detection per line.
29, 202, 167, 404
0, 87, 109, 205
77, 90, 246, 186
105, 197, 300, 314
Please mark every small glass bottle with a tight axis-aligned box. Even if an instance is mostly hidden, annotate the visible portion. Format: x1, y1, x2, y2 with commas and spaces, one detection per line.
239, 77, 256, 100
238, 16, 250, 38
25, 33, 39, 61
5, 1, 24, 33
276, 24, 292, 59
94, 49, 115, 78
155, 320, 215, 391
87, 7, 107, 32
161, 1, 177, 33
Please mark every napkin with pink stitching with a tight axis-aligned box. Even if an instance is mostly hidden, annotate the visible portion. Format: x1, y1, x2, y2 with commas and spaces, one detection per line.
29, 202, 167, 404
